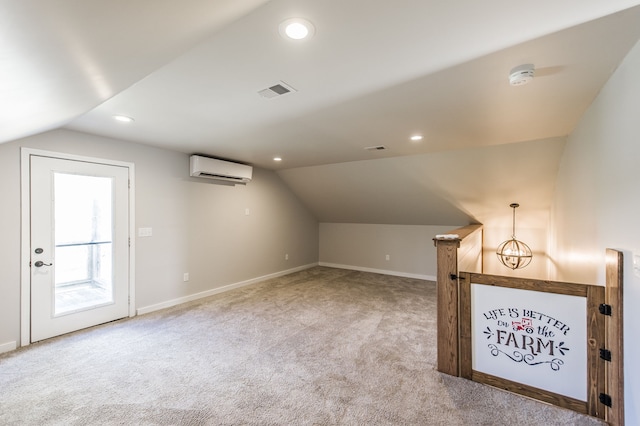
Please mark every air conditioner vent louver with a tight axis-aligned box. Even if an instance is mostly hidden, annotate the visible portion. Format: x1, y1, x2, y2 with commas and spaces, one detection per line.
196, 173, 247, 182
258, 81, 297, 99
364, 145, 387, 151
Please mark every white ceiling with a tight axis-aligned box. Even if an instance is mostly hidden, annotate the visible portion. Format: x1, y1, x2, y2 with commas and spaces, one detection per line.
3, 0, 640, 227
278, 137, 568, 226
0, 0, 269, 144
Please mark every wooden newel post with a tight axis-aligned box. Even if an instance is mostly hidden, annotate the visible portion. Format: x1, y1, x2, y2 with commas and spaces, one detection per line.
433, 237, 461, 376
605, 248, 624, 425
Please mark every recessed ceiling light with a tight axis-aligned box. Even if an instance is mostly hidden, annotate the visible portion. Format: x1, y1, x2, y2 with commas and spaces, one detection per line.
279, 18, 315, 40
113, 115, 134, 123
273, 157, 282, 162
410, 135, 423, 141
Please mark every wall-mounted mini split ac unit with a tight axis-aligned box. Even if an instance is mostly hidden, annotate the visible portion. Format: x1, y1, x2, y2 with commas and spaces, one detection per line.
189, 155, 253, 184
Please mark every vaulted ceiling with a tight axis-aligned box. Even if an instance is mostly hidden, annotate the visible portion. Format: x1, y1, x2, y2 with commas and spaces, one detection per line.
3, 0, 640, 227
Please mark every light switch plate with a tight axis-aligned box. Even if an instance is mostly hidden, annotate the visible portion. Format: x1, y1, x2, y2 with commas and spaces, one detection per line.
138, 227, 153, 237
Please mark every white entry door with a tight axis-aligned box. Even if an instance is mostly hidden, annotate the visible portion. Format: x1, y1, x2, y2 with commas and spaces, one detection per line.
30, 155, 130, 342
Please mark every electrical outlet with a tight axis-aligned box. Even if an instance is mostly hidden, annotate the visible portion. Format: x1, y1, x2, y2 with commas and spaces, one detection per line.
183, 273, 189, 282
385, 254, 390, 261
285, 254, 289, 260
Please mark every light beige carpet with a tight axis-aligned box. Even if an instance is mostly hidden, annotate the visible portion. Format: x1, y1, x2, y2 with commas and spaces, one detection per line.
0, 267, 605, 425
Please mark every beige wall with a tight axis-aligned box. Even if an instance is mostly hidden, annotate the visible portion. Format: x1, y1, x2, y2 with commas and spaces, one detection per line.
279, 137, 565, 281
0, 129, 318, 348
549, 40, 640, 424
319, 223, 455, 280
319, 222, 549, 281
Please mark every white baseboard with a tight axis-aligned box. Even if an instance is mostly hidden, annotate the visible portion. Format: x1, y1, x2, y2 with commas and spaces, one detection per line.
0, 341, 17, 354
137, 263, 318, 315
319, 262, 436, 282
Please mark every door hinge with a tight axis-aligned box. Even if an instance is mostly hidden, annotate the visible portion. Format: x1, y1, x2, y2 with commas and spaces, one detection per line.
599, 304, 612, 316
128, 237, 131, 247
599, 348, 612, 362
599, 393, 612, 407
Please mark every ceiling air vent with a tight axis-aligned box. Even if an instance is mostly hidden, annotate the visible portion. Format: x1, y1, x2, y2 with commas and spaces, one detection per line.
364, 145, 387, 151
258, 81, 297, 99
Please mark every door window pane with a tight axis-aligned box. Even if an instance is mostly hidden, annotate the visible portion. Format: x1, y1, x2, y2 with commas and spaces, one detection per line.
53, 173, 114, 315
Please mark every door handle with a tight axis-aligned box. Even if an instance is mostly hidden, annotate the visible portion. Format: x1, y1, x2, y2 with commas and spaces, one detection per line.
33, 261, 53, 267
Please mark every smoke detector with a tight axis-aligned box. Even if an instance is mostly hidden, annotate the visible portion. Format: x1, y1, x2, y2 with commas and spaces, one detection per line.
509, 64, 535, 86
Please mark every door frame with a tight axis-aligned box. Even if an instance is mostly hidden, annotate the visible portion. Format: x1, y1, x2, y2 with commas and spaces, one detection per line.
20, 148, 136, 346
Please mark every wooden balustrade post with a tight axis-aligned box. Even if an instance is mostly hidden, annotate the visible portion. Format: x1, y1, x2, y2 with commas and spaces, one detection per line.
434, 237, 461, 376
605, 249, 624, 425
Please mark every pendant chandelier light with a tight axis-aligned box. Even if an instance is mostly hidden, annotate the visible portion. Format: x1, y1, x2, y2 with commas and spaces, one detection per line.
496, 203, 532, 269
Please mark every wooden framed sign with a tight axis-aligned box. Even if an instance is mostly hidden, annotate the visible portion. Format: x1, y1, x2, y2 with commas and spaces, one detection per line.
459, 273, 605, 417
471, 284, 587, 400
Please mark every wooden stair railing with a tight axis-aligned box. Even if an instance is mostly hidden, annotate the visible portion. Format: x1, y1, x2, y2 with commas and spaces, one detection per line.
433, 224, 483, 376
